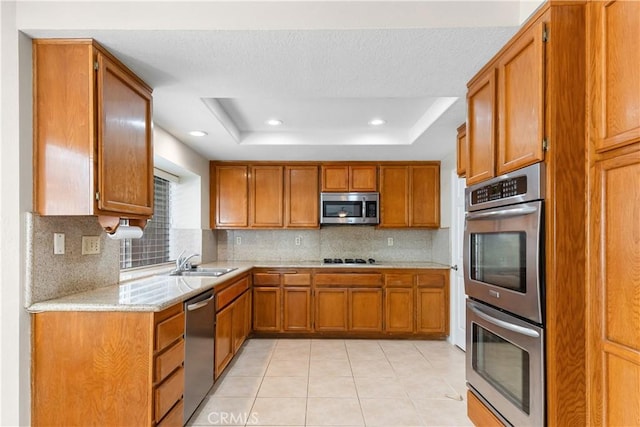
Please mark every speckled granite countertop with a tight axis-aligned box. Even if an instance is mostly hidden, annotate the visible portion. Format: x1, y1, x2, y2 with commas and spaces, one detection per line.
27, 261, 449, 313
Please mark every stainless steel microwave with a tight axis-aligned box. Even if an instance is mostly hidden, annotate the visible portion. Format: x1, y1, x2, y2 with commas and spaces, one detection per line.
320, 192, 379, 225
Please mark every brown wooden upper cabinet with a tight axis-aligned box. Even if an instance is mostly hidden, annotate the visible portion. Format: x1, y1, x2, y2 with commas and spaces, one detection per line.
33, 39, 154, 222
250, 165, 284, 228
213, 165, 249, 228
285, 165, 319, 228
212, 163, 319, 229
588, 0, 640, 153
466, 15, 546, 185
321, 164, 377, 192
456, 123, 467, 177
379, 163, 440, 228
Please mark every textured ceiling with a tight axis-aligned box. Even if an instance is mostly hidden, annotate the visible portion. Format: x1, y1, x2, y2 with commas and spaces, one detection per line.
17, 1, 538, 161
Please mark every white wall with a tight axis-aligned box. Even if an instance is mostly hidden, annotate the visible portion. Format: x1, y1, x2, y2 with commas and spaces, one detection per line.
519, 0, 545, 23
154, 126, 210, 229
440, 149, 457, 229
0, 2, 32, 424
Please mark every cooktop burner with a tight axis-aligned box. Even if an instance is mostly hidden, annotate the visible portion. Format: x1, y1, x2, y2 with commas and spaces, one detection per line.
323, 258, 376, 264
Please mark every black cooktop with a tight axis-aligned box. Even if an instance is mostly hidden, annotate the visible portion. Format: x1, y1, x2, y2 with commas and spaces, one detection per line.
323, 258, 376, 264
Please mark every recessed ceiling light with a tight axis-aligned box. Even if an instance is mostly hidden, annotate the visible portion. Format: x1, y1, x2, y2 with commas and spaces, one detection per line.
189, 130, 208, 137
266, 119, 283, 126
369, 118, 386, 126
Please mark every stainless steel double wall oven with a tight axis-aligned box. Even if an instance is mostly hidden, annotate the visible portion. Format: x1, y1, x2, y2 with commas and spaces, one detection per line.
464, 163, 546, 426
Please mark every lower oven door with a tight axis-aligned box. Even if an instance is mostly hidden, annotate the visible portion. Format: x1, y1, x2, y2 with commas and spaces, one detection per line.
466, 300, 544, 427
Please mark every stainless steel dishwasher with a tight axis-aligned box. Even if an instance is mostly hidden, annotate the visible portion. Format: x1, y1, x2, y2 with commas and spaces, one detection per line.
184, 289, 215, 424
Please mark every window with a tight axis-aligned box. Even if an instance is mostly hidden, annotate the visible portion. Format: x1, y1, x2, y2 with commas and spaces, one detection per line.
120, 176, 172, 269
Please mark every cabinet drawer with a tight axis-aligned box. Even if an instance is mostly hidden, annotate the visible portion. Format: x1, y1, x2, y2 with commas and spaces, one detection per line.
385, 273, 414, 287
416, 272, 446, 288
155, 312, 185, 352
154, 366, 184, 422
283, 273, 311, 286
253, 273, 281, 286
157, 399, 184, 427
314, 273, 382, 287
155, 339, 184, 383
217, 276, 250, 310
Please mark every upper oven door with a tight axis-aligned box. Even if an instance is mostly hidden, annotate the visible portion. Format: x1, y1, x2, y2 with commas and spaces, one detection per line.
463, 200, 543, 324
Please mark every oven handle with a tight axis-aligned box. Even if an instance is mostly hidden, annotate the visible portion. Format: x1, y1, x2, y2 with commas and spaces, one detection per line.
466, 205, 538, 220
469, 304, 540, 338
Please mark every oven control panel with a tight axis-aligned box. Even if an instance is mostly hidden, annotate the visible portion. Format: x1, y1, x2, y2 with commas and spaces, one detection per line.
465, 163, 544, 212
471, 175, 528, 204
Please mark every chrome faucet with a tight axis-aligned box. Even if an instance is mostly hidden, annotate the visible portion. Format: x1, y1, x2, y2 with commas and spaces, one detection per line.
175, 250, 200, 273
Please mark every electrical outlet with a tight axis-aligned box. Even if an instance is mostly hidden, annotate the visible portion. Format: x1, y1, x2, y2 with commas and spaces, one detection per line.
295, 236, 301, 246
236, 236, 242, 245
82, 236, 101, 255
387, 237, 394, 246
53, 233, 65, 255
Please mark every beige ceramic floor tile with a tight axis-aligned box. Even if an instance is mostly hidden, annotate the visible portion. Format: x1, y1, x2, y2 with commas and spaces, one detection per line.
390, 358, 438, 378
360, 397, 424, 426
412, 397, 473, 426
350, 358, 396, 377
248, 397, 307, 426
226, 358, 270, 377
354, 376, 407, 398
212, 376, 263, 397
306, 397, 364, 426
265, 358, 310, 377
400, 376, 459, 401
308, 376, 357, 398
309, 358, 353, 377
188, 396, 255, 426
257, 376, 308, 397
271, 347, 311, 361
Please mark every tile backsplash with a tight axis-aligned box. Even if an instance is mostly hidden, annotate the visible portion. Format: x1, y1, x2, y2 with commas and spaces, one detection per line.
26, 213, 120, 306
218, 226, 451, 265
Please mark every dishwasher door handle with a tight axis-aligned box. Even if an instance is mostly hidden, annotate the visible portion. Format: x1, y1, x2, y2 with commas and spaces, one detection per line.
186, 295, 214, 311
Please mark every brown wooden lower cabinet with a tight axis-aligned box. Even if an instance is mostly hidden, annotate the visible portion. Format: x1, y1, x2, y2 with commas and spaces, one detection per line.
283, 287, 312, 331
215, 278, 252, 378
384, 287, 414, 332
31, 303, 185, 426
215, 303, 233, 378
315, 288, 348, 331
349, 288, 383, 331
253, 287, 281, 331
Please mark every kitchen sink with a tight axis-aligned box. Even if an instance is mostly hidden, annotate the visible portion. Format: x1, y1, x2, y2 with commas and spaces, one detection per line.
166, 267, 237, 277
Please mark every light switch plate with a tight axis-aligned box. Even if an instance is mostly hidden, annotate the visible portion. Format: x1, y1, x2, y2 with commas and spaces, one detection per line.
82, 236, 101, 255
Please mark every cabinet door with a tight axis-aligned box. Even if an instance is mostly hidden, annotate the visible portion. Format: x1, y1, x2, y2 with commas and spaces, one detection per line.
588, 149, 640, 426
456, 123, 467, 177
97, 52, 154, 216
232, 292, 248, 353
497, 20, 545, 175
349, 289, 383, 332
416, 288, 447, 334
251, 166, 284, 227
283, 287, 312, 332
467, 68, 497, 185
410, 165, 440, 227
379, 166, 409, 227
321, 165, 349, 192
215, 304, 233, 378
314, 288, 348, 331
385, 288, 414, 333
216, 166, 248, 227
285, 165, 319, 228
350, 165, 377, 191
253, 287, 281, 332
589, 1, 640, 152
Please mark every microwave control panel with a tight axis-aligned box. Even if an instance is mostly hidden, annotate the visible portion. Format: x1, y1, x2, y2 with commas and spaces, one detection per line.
471, 175, 528, 204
